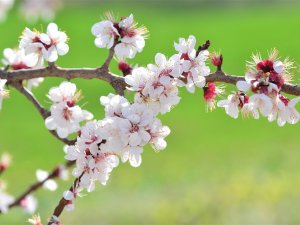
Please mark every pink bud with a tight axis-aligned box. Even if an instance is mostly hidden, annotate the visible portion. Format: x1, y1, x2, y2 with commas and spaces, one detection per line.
210, 52, 223, 67
118, 61, 132, 76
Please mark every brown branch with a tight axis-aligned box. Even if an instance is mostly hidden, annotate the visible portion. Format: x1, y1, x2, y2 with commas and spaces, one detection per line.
2, 67, 299, 96
10, 81, 76, 145
0, 65, 126, 95
47, 174, 83, 225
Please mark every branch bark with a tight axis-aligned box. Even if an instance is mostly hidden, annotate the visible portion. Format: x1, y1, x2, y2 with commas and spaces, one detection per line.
2, 68, 299, 96
0, 65, 126, 95
47, 174, 83, 225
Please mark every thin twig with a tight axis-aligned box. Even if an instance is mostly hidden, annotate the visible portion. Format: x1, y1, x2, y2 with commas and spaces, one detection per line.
47, 174, 83, 225
101, 42, 117, 71
0, 161, 75, 213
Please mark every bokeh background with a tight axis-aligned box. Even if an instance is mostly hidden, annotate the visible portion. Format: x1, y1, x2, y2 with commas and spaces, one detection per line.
1, 0, 300, 224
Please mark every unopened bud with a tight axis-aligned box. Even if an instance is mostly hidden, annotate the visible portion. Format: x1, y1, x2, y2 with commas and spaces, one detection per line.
118, 60, 133, 76
210, 52, 223, 68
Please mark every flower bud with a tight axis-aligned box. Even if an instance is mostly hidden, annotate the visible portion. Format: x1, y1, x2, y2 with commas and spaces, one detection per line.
118, 60, 133, 76
210, 52, 223, 68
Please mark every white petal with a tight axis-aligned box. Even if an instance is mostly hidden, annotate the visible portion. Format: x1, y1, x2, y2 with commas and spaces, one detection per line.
46, 46, 58, 62
44, 180, 58, 191
236, 81, 251, 92
56, 42, 69, 55
47, 23, 59, 38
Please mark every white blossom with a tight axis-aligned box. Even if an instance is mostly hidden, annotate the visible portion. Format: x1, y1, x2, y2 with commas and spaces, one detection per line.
148, 118, 170, 151
92, 20, 119, 49
19, 23, 68, 64
242, 94, 273, 119
63, 190, 76, 212
276, 97, 300, 126
100, 93, 130, 117
174, 36, 210, 93
125, 66, 180, 114
117, 103, 154, 167
148, 53, 183, 80
45, 101, 93, 138
217, 94, 241, 119
236, 80, 251, 92
174, 35, 196, 58
114, 35, 145, 59
20, 195, 37, 214
0, 190, 14, 213
43, 23, 69, 62
2, 48, 36, 69
45, 81, 93, 138
47, 81, 77, 103
92, 14, 147, 59
36, 170, 57, 191
125, 67, 152, 92
182, 50, 210, 93
65, 120, 121, 191
114, 14, 146, 59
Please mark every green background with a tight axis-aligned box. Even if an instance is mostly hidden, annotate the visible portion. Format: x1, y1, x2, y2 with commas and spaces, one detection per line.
1, 1, 300, 224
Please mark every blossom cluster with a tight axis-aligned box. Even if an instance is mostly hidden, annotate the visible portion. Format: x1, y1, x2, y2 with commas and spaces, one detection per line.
19, 22, 69, 64
217, 50, 300, 126
64, 94, 170, 204
125, 35, 210, 114
92, 13, 147, 59
0, 22, 69, 111
58, 32, 212, 210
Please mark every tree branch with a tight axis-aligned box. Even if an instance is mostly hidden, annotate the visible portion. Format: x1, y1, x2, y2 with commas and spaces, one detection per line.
47, 174, 83, 225
0, 160, 75, 213
1, 67, 299, 96
0, 65, 126, 95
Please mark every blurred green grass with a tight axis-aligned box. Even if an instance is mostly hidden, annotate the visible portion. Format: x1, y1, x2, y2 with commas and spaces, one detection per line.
1, 2, 300, 224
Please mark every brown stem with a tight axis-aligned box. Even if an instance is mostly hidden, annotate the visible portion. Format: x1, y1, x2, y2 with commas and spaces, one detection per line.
101, 43, 117, 71
47, 174, 83, 225
0, 66, 125, 95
